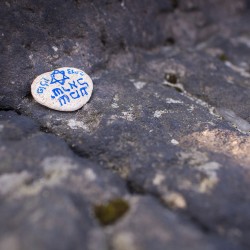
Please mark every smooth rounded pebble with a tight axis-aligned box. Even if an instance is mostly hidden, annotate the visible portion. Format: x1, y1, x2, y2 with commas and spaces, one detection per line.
31, 67, 93, 111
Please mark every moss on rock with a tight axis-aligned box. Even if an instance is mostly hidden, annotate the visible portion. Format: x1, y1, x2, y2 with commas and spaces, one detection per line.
94, 198, 129, 226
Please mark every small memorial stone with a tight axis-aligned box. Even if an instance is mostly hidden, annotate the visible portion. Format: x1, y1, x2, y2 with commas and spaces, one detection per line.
31, 67, 93, 111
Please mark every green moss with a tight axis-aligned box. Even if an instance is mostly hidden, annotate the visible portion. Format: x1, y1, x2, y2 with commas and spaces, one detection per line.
94, 198, 129, 226
218, 53, 229, 62
165, 73, 178, 84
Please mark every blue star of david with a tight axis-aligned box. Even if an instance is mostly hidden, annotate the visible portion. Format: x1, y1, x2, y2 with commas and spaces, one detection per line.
50, 70, 69, 85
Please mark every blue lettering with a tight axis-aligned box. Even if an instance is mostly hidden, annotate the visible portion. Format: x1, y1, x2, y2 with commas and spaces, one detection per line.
77, 78, 85, 85
70, 90, 80, 99
58, 95, 70, 106
62, 86, 70, 92
51, 88, 63, 99
69, 81, 78, 89
37, 87, 45, 94
80, 86, 88, 96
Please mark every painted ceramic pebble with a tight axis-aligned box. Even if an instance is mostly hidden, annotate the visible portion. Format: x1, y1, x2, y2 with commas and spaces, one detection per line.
31, 67, 93, 111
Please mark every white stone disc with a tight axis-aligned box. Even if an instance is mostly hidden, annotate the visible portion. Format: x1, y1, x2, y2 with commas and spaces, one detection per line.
31, 67, 93, 111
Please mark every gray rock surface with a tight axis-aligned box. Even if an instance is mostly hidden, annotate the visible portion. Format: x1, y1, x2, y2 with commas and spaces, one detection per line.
0, 0, 250, 249
109, 196, 235, 250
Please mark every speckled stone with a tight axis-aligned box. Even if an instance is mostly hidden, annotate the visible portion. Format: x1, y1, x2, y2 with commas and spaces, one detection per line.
31, 67, 93, 111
